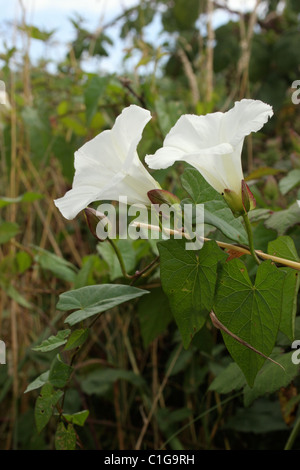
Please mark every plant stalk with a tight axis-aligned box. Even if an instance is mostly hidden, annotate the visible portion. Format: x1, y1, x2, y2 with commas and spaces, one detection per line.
107, 238, 133, 279
130, 221, 300, 271
242, 213, 260, 265
284, 414, 300, 450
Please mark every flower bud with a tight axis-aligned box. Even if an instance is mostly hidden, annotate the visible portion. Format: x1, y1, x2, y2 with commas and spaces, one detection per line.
223, 180, 256, 217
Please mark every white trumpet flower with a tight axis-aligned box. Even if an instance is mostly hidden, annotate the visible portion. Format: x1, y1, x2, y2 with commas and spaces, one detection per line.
145, 99, 273, 214
54, 105, 160, 220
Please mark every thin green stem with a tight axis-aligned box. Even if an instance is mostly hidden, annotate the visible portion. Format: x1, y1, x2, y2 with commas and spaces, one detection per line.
159, 391, 242, 450
130, 256, 160, 285
108, 238, 160, 282
107, 238, 133, 279
284, 414, 300, 450
242, 212, 260, 265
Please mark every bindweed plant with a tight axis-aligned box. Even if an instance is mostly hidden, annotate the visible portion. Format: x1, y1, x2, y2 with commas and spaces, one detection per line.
27, 100, 300, 450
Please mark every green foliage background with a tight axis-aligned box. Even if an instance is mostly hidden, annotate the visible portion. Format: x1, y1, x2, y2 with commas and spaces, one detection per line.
0, 0, 300, 450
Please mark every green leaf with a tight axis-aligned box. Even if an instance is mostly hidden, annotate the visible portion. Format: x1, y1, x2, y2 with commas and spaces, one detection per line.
84, 75, 108, 125
24, 371, 50, 394
251, 220, 277, 252
165, 346, 193, 376
62, 410, 89, 427
225, 400, 288, 434
97, 240, 137, 281
162, 0, 200, 32
34, 247, 78, 283
80, 368, 146, 396
64, 329, 89, 351
0, 192, 43, 208
32, 330, 71, 353
58, 284, 149, 326
55, 422, 76, 450
248, 208, 274, 224
210, 352, 299, 407
19, 24, 55, 41
245, 166, 282, 181
181, 168, 247, 244
268, 235, 300, 262
73, 255, 101, 289
21, 107, 52, 164
0, 222, 20, 244
268, 236, 300, 341
214, 259, 285, 386
15, 251, 32, 274
155, 98, 186, 135
60, 116, 86, 136
49, 354, 73, 388
158, 238, 227, 348
35, 383, 63, 433
137, 288, 173, 347
209, 362, 246, 394
265, 202, 300, 235
21, 192, 44, 203
243, 352, 300, 406
5, 283, 32, 309
279, 269, 300, 341
279, 169, 300, 195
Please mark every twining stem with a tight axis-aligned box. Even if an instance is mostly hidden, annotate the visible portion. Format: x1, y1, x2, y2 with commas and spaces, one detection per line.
131, 222, 300, 271
108, 238, 159, 281
84, 208, 159, 281
242, 212, 260, 265
284, 414, 300, 450
210, 311, 284, 370
159, 391, 242, 450
107, 238, 132, 279
130, 256, 160, 285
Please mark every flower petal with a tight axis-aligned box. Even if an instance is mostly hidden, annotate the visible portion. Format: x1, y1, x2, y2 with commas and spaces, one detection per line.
74, 105, 151, 169
145, 112, 233, 170
114, 105, 152, 168
146, 112, 226, 162
54, 172, 124, 220
145, 141, 233, 170
187, 147, 243, 195
54, 105, 158, 220
223, 99, 273, 148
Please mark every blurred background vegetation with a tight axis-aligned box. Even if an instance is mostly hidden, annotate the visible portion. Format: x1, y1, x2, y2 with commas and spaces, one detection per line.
1, 0, 300, 450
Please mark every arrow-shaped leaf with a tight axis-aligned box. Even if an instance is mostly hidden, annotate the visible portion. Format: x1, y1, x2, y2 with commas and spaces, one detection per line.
158, 238, 227, 348
214, 259, 285, 386
268, 236, 300, 341
57, 284, 149, 326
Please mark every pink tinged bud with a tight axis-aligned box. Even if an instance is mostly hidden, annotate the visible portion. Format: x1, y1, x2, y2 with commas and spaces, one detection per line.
241, 180, 256, 213
147, 189, 183, 229
84, 207, 106, 242
147, 189, 181, 207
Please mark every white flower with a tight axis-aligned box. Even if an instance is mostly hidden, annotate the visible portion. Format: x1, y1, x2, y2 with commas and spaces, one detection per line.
54, 105, 160, 220
0, 87, 11, 112
145, 99, 273, 203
